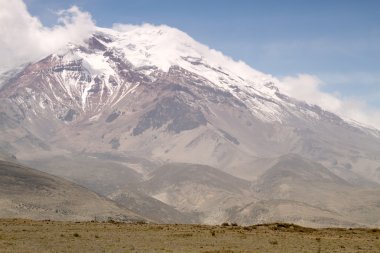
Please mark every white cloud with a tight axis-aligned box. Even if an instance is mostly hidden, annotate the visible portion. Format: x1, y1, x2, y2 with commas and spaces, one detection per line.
0, 0, 95, 71
279, 74, 380, 129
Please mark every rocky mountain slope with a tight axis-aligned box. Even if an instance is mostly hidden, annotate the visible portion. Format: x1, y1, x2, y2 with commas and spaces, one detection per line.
0, 24, 380, 226
0, 160, 143, 222
234, 155, 380, 227
26, 154, 196, 224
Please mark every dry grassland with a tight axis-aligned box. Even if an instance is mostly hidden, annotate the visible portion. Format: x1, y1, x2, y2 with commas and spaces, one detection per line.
0, 219, 379, 252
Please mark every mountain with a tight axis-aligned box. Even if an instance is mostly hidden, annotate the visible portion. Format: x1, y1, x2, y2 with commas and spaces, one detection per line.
26, 154, 197, 224
248, 155, 380, 227
108, 187, 197, 224
140, 163, 254, 224
0, 24, 380, 226
0, 160, 143, 222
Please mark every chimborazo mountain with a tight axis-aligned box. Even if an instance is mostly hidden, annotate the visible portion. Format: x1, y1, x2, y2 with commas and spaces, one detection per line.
1, 24, 380, 227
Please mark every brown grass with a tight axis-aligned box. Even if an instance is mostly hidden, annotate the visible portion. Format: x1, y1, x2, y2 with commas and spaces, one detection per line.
0, 219, 379, 252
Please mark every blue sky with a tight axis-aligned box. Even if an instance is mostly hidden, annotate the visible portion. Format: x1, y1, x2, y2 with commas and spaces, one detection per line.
23, 0, 380, 108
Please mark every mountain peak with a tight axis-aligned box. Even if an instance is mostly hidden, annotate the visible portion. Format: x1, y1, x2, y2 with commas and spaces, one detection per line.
7, 24, 279, 119
94, 24, 277, 92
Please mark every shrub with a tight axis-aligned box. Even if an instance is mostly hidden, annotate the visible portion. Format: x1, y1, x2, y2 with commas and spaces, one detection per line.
269, 240, 278, 245
135, 220, 147, 225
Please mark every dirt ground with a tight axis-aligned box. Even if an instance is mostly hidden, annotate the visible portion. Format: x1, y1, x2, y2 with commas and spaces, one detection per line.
0, 219, 379, 252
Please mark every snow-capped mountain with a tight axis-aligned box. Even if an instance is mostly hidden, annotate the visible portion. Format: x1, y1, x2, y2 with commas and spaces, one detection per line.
1, 24, 380, 227
1, 25, 283, 120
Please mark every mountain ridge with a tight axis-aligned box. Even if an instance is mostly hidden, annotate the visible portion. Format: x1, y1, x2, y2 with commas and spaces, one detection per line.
0, 159, 144, 222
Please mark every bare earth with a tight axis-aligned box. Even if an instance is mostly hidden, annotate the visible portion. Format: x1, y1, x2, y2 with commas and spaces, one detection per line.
0, 219, 379, 253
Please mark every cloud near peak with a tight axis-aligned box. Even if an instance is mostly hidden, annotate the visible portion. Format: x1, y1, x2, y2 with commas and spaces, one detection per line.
278, 74, 380, 129
0, 0, 95, 71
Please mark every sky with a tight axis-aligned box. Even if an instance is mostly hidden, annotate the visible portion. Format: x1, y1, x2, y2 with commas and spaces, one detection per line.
1, 0, 380, 128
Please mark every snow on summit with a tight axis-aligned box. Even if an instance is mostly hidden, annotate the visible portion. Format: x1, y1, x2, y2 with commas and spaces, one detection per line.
95, 24, 278, 93
1, 23, 302, 123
